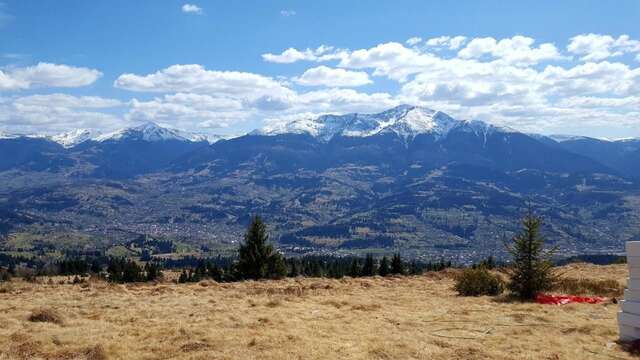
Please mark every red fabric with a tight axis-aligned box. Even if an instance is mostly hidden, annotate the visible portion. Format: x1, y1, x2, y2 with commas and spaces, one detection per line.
535, 294, 606, 305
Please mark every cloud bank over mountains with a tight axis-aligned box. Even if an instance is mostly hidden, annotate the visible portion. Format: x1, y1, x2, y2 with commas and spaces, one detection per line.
1, 34, 639, 138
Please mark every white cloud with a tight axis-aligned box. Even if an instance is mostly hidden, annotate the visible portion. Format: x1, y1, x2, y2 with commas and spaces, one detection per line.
262, 45, 344, 63
457, 36, 562, 65
261, 88, 399, 130
114, 64, 294, 100
0, 63, 102, 91
4, 34, 640, 137
425, 36, 467, 50
126, 94, 246, 130
181, 4, 203, 14
568, 33, 640, 61
290, 88, 397, 113
406, 37, 422, 46
337, 42, 439, 81
119, 76, 395, 131
0, 94, 123, 134
280, 9, 296, 17
294, 66, 372, 87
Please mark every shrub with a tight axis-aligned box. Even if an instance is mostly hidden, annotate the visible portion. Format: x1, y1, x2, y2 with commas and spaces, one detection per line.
28, 308, 64, 325
0, 268, 11, 282
454, 268, 505, 296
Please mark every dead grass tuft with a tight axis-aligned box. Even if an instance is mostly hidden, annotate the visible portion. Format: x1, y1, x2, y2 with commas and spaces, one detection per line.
28, 308, 64, 325
9, 340, 42, 359
0, 282, 13, 293
180, 342, 211, 352
553, 277, 623, 297
350, 303, 382, 311
84, 344, 109, 360
561, 324, 595, 335
265, 298, 282, 307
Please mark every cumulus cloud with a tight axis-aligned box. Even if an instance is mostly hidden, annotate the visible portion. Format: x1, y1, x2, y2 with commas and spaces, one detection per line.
14, 93, 121, 108
126, 94, 246, 130
457, 36, 562, 65
0, 63, 102, 91
294, 66, 372, 87
123, 86, 395, 132
181, 4, 203, 14
406, 37, 422, 46
337, 42, 440, 81
425, 36, 467, 50
568, 33, 640, 61
0, 94, 123, 134
114, 64, 294, 100
262, 45, 344, 63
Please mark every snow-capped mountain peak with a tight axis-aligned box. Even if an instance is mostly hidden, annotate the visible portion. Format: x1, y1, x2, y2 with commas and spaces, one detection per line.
95, 122, 184, 142
91, 122, 226, 144
256, 105, 504, 141
49, 129, 100, 148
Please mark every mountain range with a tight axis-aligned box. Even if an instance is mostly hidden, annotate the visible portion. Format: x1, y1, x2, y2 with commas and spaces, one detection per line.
1, 105, 638, 262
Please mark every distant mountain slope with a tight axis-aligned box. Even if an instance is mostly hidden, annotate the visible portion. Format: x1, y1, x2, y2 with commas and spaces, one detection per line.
184, 105, 612, 176
550, 137, 640, 178
0, 136, 71, 172
1, 106, 638, 259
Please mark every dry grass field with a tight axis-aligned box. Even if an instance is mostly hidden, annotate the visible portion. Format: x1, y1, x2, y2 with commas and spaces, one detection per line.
0, 263, 635, 359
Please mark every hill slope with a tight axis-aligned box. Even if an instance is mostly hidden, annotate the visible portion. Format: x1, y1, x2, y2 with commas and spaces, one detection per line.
0, 264, 632, 359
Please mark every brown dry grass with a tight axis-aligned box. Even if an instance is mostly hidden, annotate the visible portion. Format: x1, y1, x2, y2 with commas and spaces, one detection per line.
0, 263, 634, 359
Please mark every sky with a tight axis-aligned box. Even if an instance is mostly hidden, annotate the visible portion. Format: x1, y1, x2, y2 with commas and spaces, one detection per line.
0, 0, 639, 139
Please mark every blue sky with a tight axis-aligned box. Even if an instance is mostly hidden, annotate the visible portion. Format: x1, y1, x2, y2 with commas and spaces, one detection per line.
1, 0, 639, 138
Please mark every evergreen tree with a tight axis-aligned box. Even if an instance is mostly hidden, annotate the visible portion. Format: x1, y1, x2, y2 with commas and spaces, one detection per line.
361, 254, 376, 277
145, 262, 161, 281
390, 253, 404, 275
209, 264, 223, 281
506, 213, 556, 300
90, 259, 102, 274
409, 260, 420, 275
178, 269, 189, 283
237, 216, 287, 280
378, 256, 390, 276
267, 252, 287, 279
349, 259, 360, 277
289, 260, 299, 277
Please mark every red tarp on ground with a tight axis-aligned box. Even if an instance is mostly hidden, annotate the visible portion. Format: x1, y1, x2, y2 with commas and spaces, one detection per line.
535, 294, 607, 305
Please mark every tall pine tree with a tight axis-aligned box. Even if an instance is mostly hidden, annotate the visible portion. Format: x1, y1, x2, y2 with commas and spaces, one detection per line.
361, 254, 376, 277
237, 216, 287, 280
506, 213, 556, 300
378, 256, 390, 276
390, 253, 404, 275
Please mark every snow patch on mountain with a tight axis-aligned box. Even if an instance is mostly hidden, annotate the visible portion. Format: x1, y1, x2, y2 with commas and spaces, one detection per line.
548, 134, 593, 142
